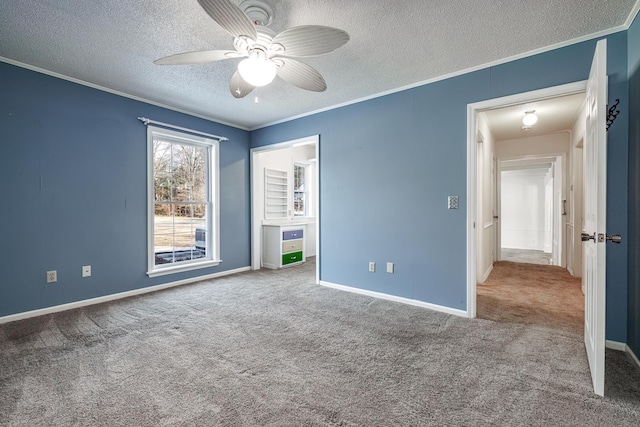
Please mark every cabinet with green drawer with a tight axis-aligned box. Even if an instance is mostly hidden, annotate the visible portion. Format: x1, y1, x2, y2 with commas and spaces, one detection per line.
262, 225, 306, 269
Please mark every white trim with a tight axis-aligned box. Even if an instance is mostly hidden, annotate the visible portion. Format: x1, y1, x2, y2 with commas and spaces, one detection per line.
628, 345, 640, 369
251, 29, 623, 131
0, 57, 249, 131
146, 126, 220, 277
605, 340, 627, 351
319, 281, 468, 318
146, 259, 222, 278
467, 81, 588, 319
624, 0, 640, 28
467, 103, 478, 318
479, 264, 494, 284
3, 14, 635, 133
604, 341, 640, 369
250, 135, 321, 285
0, 266, 251, 325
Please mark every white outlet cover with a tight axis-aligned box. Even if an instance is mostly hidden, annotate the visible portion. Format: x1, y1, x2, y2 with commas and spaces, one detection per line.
82, 265, 91, 277
386, 262, 394, 273
46, 270, 57, 283
369, 262, 375, 272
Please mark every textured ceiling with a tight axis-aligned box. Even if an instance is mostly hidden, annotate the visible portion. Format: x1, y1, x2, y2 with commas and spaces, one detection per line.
0, 0, 638, 130
483, 93, 586, 141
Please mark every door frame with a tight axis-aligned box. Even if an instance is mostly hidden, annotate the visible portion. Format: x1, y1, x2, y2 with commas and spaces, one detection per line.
466, 81, 587, 318
250, 135, 320, 284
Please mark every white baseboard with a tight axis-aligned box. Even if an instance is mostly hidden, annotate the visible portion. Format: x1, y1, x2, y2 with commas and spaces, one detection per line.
627, 345, 640, 369
0, 266, 251, 325
605, 340, 627, 351
605, 340, 640, 369
319, 281, 468, 318
479, 264, 493, 284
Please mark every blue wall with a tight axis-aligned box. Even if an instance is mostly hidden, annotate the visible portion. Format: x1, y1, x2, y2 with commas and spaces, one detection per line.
628, 13, 640, 356
1, 27, 635, 344
0, 62, 251, 318
252, 33, 630, 341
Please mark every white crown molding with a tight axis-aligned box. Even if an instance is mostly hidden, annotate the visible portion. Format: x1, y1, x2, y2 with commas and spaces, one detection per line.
251, 25, 629, 131
625, 0, 640, 28
3, 0, 639, 133
0, 56, 250, 132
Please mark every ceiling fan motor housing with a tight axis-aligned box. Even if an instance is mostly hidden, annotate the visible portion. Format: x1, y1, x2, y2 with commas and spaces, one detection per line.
239, 0, 274, 26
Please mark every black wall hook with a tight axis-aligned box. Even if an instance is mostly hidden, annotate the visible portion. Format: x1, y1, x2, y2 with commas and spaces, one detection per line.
606, 99, 620, 131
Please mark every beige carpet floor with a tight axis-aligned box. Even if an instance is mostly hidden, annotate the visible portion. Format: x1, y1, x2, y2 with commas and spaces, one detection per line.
477, 261, 583, 333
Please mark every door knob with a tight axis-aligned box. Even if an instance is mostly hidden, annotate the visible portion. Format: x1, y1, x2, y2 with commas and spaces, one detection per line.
606, 234, 622, 244
581, 232, 595, 242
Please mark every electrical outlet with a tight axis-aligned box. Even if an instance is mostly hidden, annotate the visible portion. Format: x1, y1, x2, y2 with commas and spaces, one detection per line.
82, 265, 91, 277
387, 262, 394, 273
369, 262, 376, 273
46, 270, 57, 283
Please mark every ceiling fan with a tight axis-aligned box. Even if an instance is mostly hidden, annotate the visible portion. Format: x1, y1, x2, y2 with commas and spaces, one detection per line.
154, 0, 350, 99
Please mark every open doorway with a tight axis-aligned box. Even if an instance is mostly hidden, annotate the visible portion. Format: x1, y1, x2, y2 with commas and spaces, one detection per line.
250, 135, 320, 283
467, 81, 587, 322
499, 156, 560, 266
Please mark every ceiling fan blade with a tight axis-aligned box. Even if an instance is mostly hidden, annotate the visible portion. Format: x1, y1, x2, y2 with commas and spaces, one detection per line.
271, 26, 349, 57
229, 70, 255, 98
198, 0, 257, 41
154, 50, 243, 65
276, 58, 327, 92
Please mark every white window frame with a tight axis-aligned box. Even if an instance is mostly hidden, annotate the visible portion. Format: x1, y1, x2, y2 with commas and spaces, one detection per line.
146, 126, 221, 277
293, 162, 309, 217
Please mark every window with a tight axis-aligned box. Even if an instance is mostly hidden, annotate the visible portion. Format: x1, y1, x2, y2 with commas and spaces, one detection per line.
293, 163, 307, 216
147, 126, 220, 277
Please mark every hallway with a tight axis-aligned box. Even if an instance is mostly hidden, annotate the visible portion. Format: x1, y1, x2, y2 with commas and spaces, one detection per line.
500, 248, 552, 265
477, 261, 582, 333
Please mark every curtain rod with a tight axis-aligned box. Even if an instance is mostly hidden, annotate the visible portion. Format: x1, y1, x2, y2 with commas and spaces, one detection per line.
138, 117, 229, 141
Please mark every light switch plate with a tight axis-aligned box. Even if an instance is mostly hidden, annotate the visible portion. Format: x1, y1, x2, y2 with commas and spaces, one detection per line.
448, 196, 459, 209
82, 265, 91, 277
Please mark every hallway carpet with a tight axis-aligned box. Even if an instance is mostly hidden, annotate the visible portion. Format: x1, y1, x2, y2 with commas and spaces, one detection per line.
500, 248, 552, 266
477, 261, 583, 333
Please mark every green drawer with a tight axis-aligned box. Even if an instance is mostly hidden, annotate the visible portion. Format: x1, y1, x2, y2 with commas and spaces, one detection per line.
282, 251, 303, 265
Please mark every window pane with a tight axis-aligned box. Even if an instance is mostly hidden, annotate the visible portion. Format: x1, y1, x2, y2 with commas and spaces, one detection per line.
154, 204, 174, 265
173, 204, 195, 249
293, 164, 305, 216
172, 145, 207, 202
154, 172, 172, 202
154, 204, 208, 265
154, 141, 173, 202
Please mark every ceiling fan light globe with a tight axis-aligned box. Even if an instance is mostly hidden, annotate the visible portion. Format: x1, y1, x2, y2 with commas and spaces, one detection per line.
238, 57, 277, 87
522, 112, 538, 126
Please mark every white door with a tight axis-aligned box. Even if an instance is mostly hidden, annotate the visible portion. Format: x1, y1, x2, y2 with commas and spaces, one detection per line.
583, 39, 607, 397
